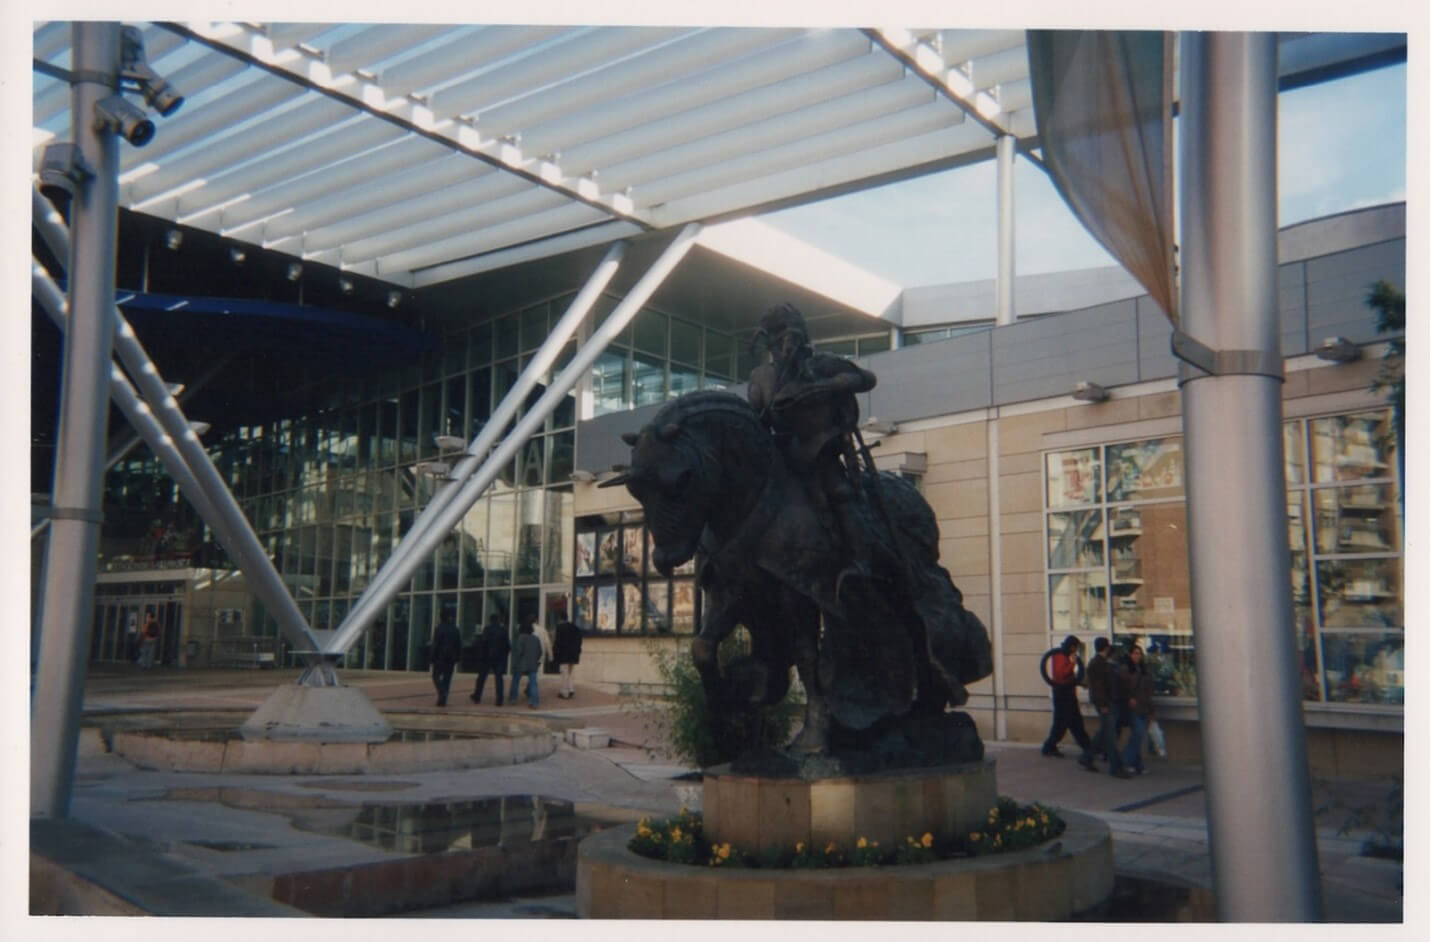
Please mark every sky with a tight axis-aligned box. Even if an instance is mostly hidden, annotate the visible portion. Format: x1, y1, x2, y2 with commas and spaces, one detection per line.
759, 61, 1408, 288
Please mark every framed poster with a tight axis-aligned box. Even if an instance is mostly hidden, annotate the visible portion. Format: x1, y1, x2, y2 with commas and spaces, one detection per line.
596, 584, 617, 632
575, 532, 595, 577
622, 583, 643, 632
645, 582, 670, 632
598, 530, 620, 575
622, 526, 646, 575
573, 585, 594, 629
672, 579, 696, 632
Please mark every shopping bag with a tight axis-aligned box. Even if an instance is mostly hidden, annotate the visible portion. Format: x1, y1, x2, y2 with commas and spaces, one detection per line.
1146, 719, 1167, 757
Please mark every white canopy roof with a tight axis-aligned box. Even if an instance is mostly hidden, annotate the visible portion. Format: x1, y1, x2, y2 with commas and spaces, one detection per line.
32, 23, 1405, 289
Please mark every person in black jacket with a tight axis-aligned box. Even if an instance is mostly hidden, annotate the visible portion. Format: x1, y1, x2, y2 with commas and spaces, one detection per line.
469, 614, 511, 706
430, 611, 463, 707
553, 618, 583, 699
1082, 637, 1123, 775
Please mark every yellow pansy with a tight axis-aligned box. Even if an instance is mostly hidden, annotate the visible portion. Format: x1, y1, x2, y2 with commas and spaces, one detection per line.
857, 836, 868, 849
921, 833, 934, 848
825, 841, 837, 855
795, 841, 805, 854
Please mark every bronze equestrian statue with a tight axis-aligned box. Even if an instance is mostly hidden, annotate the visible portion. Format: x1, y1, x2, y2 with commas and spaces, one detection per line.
606, 304, 992, 770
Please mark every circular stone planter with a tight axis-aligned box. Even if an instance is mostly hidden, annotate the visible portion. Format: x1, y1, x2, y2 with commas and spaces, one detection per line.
703, 759, 997, 852
106, 713, 559, 775
576, 811, 1114, 921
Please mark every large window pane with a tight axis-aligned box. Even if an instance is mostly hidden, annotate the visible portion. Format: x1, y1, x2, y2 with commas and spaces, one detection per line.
1046, 448, 1101, 507
1106, 438, 1184, 502
1316, 558, 1401, 628
1310, 411, 1396, 483
670, 317, 701, 364
1313, 484, 1400, 554
1047, 510, 1104, 568
1321, 633, 1403, 704
1049, 572, 1108, 634
592, 349, 628, 416
632, 352, 665, 407
632, 309, 667, 357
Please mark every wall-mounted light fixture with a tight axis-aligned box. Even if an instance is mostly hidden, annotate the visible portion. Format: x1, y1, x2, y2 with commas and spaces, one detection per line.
386, 289, 403, 309
338, 277, 355, 295
285, 261, 303, 281
228, 246, 246, 266
1315, 336, 1361, 363
434, 435, 466, 452
413, 460, 452, 478
570, 469, 597, 484
861, 417, 897, 436
164, 228, 183, 251
1072, 381, 1109, 403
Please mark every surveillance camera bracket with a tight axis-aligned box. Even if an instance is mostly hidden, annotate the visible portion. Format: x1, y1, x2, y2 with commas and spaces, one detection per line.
1171, 329, 1283, 386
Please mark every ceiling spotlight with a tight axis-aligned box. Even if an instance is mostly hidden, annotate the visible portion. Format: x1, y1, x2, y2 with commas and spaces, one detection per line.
338, 277, 355, 295
570, 469, 597, 484
228, 246, 246, 265
386, 289, 403, 309
434, 435, 467, 452
1315, 336, 1361, 363
285, 261, 303, 281
1072, 381, 1109, 403
861, 417, 897, 436
164, 228, 183, 251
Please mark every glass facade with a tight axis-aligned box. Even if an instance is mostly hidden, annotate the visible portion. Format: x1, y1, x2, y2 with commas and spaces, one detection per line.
95, 291, 737, 669
1043, 408, 1403, 705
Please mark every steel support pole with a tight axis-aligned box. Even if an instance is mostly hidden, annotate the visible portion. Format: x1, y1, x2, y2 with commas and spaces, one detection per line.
996, 134, 1016, 326
326, 224, 701, 656
33, 189, 323, 658
1178, 32, 1322, 921
333, 242, 625, 646
32, 23, 122, 818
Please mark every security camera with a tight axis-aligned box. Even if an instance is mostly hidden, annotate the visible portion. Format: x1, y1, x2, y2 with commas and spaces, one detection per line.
38, 142, 94, 200
120, 26, 183, 117
93, 95, 154, 147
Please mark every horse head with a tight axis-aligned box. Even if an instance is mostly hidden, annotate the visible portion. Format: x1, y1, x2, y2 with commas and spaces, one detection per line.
604, 392, 769, 575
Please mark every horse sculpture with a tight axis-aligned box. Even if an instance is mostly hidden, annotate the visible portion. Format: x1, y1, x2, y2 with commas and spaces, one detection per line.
605, 390, 993, 768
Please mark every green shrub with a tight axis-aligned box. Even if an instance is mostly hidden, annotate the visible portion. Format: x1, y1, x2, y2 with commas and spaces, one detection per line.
631, 630, 803, 769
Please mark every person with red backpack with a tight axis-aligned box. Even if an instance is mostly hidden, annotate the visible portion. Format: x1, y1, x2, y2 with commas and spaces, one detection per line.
1041, 634, 1094, 763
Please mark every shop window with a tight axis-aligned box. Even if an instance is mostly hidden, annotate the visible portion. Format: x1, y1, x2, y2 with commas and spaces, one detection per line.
572, 518, 696, 636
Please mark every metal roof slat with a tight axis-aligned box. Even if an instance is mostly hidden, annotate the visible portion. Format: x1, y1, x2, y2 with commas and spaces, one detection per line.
124, 95, 352, 205
553, 50, 902, 179
377, 25, 562, 97
114, 54, 252, 170
124, 80, 308, 200
262, 23, 341, 51
322, 23, 451, 75
34, 22, 72, 61
600, 76, 937, 196
264, 156, 502, 247
431, 27, 687, 121
653, 120, 995, 226
377, 201, 608, 274
638, 99, 963, 208
937, 29, 1026, 65
170, 119, 407, 218
517, 29, 870, 157
340, 186, 569, 264
218, 135, 452, 230
473, 27, 801, 143
995, 77, 1033, 115
968, 45, 1030, 92
412, 219, 643, 286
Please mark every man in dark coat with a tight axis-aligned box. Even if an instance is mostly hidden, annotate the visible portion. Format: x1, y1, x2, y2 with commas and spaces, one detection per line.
553, 618, 582, 699
430, 611, 463, 707
1082, 636, 1122, 774
470, 614, 511, 706
1042, 634, 1094, 760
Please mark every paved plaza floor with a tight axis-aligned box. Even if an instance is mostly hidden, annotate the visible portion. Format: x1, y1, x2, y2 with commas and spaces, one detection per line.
27, 665, 1404, 923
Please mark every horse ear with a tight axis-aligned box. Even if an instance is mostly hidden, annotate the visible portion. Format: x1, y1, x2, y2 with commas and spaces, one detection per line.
656, 422, 680, 442
621, 431, 639, 446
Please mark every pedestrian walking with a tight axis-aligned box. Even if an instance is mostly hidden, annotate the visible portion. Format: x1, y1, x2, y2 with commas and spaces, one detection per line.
429, 611, 462, 707
470, 614, 511, 706
553, 618, 582, 699
138, 611, 160, 668
1083, 636, 1123, 775
1117, 643, 1155, 776
1041, 634, 1093, 760
508, 621, 543, 709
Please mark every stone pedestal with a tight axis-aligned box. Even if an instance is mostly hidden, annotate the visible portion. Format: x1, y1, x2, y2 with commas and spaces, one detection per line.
702, 759, 997, 852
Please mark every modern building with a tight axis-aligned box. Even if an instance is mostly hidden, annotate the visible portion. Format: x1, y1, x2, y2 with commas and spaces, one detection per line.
31, 25, 1404, 782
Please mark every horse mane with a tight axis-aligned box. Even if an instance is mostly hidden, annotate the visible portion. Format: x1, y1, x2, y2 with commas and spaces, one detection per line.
648, 390, 775, 469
